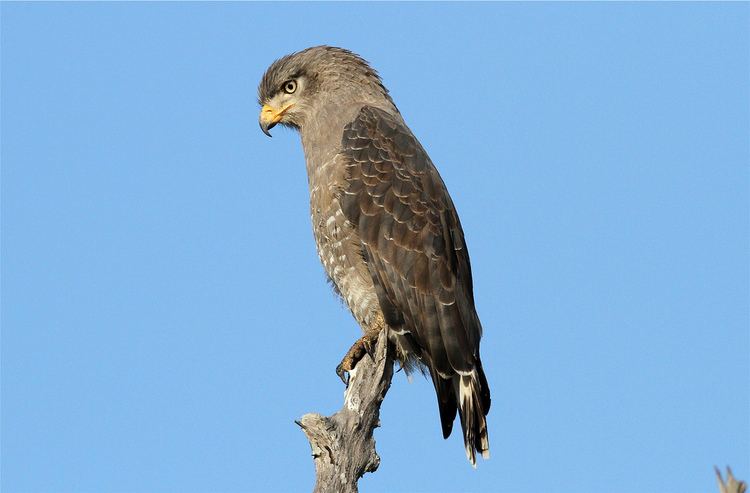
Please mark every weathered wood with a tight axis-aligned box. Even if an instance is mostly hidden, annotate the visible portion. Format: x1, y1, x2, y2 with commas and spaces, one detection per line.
716, 466, 747, 493
297, 329, 394, 493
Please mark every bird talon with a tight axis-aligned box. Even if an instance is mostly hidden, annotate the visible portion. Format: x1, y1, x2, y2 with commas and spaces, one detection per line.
335, 363, 350, 386
336, 334, 379, 386
362, 335, 377, 360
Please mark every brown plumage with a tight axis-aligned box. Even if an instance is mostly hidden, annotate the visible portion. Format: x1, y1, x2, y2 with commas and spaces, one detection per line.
258, 46, 490, 465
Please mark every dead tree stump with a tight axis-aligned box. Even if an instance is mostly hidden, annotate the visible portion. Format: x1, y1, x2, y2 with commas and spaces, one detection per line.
297, 329, 394, 493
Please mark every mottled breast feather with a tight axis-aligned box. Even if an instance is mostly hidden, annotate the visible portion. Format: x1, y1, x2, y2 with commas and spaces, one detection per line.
339, 106, 490, 438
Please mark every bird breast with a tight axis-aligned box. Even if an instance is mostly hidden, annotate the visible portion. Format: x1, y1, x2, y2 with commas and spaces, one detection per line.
308, 154, 382, 332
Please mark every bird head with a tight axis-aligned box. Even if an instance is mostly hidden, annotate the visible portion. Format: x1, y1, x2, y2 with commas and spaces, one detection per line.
257, 66, 310, 137
257, 46, 393, 137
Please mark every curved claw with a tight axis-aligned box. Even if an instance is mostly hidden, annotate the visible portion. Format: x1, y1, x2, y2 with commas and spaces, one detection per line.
336, 363, 350, 386
335, 333, 379, 387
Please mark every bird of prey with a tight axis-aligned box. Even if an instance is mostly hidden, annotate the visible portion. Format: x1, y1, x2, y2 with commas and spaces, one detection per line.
258, 46, 490, 465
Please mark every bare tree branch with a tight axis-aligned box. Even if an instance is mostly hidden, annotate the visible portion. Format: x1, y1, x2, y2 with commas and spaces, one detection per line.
296, 329, 749, 493
297, 329, 394, 493
716, 466, 747, 493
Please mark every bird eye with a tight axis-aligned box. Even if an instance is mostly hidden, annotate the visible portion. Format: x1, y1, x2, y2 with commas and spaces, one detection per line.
283, 80, 297, 94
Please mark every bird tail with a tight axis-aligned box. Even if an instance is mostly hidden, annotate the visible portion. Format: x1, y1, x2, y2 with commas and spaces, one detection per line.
455, 361, 491, 467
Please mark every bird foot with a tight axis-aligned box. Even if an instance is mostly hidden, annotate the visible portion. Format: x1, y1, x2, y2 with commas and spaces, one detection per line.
335, 333, 378, 386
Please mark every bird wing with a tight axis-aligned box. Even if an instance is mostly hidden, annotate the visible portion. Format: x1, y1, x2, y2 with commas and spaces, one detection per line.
340, 104, 485, 386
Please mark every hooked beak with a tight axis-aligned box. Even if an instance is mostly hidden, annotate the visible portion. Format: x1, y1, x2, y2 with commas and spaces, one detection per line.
259, 103, 294, 137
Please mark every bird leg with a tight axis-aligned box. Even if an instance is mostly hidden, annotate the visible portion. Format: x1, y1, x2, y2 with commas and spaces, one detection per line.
336, 332, 378, 385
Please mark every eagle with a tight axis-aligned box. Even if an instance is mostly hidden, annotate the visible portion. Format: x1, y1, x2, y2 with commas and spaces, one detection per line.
258, 46, 490, 465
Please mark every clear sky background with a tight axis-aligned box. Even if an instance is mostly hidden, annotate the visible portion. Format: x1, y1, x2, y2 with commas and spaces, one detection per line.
2, 3, 748, 493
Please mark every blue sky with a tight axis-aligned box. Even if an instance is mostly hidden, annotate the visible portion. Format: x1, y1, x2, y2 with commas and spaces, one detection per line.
2, 3, 748, 493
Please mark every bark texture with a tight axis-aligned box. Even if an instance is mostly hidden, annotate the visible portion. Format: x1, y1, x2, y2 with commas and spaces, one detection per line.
716, 467, 747, 493
297, 329, 394, 493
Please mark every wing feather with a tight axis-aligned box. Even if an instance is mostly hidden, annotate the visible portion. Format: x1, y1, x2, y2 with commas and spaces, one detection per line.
339, 105, 490, 463
340, 106, 478, 350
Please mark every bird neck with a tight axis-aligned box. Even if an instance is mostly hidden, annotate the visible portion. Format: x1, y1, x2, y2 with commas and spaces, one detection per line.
299, 101, 361, 172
